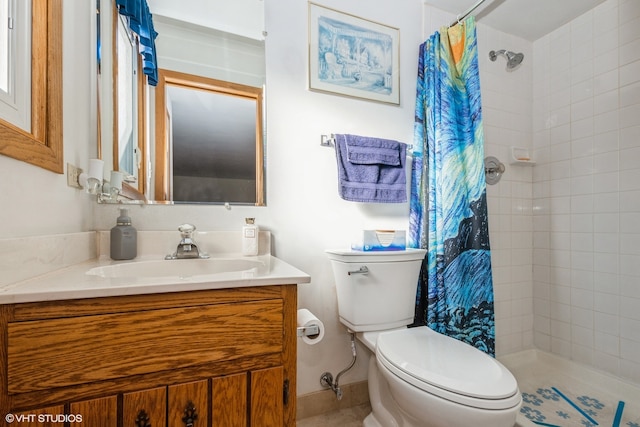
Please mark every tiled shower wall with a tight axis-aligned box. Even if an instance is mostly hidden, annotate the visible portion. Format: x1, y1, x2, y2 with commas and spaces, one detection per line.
531, 0, 640, 384
475, 25, 535, 355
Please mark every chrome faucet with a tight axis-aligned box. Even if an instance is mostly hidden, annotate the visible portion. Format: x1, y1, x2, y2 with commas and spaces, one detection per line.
165, 224, 210, 260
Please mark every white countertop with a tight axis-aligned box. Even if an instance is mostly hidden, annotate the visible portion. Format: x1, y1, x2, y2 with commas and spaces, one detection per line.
0, 254, 311, 304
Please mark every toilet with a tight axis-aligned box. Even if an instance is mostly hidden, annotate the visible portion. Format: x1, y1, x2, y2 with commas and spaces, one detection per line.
326, 249, 521, 427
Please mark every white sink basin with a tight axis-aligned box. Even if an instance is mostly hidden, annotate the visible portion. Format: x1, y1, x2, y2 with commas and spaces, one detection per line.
86, 257, 267, 279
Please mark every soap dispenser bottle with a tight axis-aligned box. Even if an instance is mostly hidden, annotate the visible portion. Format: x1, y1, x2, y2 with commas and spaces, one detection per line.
242, 218, 259, 256
110, 208, 137, 260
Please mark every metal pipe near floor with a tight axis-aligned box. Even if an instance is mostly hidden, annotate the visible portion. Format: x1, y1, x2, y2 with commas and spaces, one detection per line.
319, 331, 357, 400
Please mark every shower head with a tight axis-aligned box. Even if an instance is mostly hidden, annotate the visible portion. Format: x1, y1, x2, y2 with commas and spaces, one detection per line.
489, 49, 524, 71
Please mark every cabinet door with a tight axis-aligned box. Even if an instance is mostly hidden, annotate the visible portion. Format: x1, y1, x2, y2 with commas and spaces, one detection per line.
250, 367, 283, 427
168, 380, 209, 427
70, 395, 117, 427
123, 386, 166, 427
212, 373, 247, 427
7, 406, 64, 426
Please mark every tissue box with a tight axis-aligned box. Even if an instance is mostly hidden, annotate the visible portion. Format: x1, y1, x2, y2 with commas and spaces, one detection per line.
361, 230, 406, 251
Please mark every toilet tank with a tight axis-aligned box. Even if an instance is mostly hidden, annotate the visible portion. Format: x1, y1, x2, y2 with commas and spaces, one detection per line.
326, 249, 426, 332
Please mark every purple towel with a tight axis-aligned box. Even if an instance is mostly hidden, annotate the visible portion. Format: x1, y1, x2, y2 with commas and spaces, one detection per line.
334, 134, 407, 203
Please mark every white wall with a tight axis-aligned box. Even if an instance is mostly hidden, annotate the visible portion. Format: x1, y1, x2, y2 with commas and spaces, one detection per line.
532, 0, 640, 384
0, 1, 95, 238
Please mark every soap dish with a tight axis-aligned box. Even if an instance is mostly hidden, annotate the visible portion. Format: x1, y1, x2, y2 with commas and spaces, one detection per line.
510, 147, 535, 165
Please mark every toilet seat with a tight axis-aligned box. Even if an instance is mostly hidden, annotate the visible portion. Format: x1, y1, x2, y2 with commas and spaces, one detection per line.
376, 326, 521, 410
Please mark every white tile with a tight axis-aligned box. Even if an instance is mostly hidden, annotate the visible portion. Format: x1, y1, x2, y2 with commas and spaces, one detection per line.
571, 156, 594, 176
620, 146, 640, 170
549, 88, 571, 110
620, 37, 640, 66
620, 0, 640, 25
619, 15, 640, 45
594, 150, 619, 173
571, 59, 594, 84
595, 3, 619, 36
593, 171, 619, 193
571, 79, 594, 103
620, 59, 640, 86
594, 291, 620, 314
571, 214, 593, 232
594, 213, 619, 233
594, 68, 619, 95
550, 232, 571, 250
594, 331, 619, 355
571, 195, 594, 213
571, 174, 594, 195
594, 232, 619, 254
620, 81, 640, 108
572, 324, 594, 347
620, 190, 640, 212
571, 117, 594, 140
594, 271, 620, 294
620, 338, 640, 362
572, 136, 594, 157
620, 103, 640, 129
620, 169, 640, 191
620, 317, 640, 342
594, 192, 620, 213
594, 47, 619, 76
594, 110, 620, 135
571, 251, 594, 272
571, 97, 594, 122
594, 29, 619, 58
621, 212, 640, 233
594, 90, 619, 115
619, 125, 640, 150
550, 123, 571, 144
620, 233, 640, 255
620, 254, 640, 277
593, 130, 619, 154
594, 252, 620, 274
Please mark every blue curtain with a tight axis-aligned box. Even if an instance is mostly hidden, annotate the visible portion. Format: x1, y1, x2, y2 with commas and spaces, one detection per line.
116, 0, 158, 86
409, 16, 495, 356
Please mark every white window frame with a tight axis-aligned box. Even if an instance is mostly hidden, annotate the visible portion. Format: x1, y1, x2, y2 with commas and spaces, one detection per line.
0, 0, 31, 132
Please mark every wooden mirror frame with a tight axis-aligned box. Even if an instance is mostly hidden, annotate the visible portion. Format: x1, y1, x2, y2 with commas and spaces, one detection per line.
0, 0, 63, 174
154, 69, 264, 205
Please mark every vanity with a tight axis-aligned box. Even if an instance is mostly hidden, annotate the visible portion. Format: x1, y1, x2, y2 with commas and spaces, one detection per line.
0, 231, 310, 427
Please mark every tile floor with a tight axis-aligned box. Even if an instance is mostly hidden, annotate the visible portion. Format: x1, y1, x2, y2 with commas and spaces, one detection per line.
297, 403, 371, 426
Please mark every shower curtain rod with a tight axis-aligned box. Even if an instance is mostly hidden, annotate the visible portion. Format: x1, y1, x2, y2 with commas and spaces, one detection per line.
449, 0, 487, 27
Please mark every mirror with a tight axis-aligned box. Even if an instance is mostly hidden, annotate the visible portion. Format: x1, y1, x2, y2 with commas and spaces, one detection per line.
97, 0, 266, 205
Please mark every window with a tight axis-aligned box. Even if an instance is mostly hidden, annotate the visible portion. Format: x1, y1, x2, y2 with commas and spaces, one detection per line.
0, 0, 31, 132
0, 0, 63, 174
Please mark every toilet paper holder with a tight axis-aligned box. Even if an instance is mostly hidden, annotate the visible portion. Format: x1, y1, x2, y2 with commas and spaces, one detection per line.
297, 324, 320, 337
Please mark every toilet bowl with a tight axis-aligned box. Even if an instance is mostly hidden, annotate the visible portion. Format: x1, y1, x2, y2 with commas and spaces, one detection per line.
326, 249, 521, 427
360, 327, 521, 427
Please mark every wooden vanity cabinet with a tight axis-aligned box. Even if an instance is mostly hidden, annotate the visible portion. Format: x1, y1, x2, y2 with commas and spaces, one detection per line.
0, 285, 297, 426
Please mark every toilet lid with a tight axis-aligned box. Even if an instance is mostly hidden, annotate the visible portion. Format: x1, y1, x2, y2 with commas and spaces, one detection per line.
376, 327, 519, 409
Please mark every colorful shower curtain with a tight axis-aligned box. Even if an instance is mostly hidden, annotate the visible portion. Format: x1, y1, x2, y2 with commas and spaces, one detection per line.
409, 16, 495, 356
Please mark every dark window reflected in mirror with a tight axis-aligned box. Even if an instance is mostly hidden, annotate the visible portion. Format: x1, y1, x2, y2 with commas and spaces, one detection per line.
155, 69, 264, 205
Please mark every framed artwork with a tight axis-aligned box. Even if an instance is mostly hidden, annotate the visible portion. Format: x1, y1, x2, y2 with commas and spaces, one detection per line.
308, 2, 400, 105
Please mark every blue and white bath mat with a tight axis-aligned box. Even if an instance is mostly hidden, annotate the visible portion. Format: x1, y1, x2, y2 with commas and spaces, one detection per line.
520, 386, 637, 427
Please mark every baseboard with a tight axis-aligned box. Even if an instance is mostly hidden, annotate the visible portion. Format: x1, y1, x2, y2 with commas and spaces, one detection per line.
296, 381, 369, 420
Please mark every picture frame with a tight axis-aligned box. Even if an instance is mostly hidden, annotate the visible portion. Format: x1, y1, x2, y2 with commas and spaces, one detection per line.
308, 2, 400, 105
